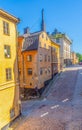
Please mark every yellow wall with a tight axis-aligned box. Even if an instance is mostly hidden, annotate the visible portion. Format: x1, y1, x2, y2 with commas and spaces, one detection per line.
51, 41, 60, 72
0, 12, 20, 129
38, 32, 52, 88
39, 32, 51, 49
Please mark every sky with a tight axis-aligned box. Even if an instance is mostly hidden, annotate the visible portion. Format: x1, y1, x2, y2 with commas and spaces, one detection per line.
0, 0, 82, 53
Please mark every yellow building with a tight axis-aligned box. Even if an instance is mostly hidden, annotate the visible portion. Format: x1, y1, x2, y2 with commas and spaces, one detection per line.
51, 39, 60, 77
71, 52, 79, 64
18, 9, 60, 99
0, 9, 20, 129
18, 31, 52, 98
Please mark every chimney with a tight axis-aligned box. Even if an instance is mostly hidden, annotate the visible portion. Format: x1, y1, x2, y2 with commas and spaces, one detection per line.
24, 27, 30, 34
23, 27, 30, 37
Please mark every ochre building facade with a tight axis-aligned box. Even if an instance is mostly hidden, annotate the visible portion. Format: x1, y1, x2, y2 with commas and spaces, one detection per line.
18, 31, 60, 98
0, 9, 20, 129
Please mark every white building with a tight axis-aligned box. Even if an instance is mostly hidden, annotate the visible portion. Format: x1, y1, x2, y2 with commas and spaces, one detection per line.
50, 33, 72, 68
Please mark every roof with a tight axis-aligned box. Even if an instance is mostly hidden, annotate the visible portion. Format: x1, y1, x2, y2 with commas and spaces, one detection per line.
22, 31, 51, 52
0, 9, 20, 23
51, 33, 72, 44
30, 31, 42, 36
22, 39, 39, 52
51, 39, 60, 47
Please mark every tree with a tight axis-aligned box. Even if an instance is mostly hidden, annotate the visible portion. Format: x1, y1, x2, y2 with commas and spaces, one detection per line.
76, 53, 82, 62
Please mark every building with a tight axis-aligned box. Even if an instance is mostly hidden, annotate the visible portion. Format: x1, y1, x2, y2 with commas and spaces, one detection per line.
18, 36, 24, 95
50, 29, 72, 68
18, 9, 60, 98
51, 39, 60, 78
71, 52, 79, 64
0, 9, 20, 129
18, 31, 52, 98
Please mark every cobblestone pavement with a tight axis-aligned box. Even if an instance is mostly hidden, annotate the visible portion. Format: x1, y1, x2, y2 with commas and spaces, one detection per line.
10, 65, 82, 130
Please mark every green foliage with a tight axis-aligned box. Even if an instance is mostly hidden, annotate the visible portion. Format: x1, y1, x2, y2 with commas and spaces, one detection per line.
76, 53, 82, 62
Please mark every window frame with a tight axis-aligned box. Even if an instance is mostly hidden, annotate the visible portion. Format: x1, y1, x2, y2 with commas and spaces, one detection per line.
27, 68, 32, 75
3, 21, 10, 35
4, 45, 11, 58
27, 55, 32, 62
39, 54, 43, 62
6, 68, 12, 81
40, 68, 43, 75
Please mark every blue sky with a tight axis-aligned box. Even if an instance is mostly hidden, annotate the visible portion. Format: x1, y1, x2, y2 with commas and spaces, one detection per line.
0, 0, 82, 53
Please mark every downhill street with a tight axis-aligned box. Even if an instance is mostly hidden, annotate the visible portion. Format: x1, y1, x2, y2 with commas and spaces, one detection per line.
11, 65, 82, 130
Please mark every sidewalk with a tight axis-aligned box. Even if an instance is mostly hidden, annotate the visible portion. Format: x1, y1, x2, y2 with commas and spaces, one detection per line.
72, 68, 82, 105
66, 67, 82, 130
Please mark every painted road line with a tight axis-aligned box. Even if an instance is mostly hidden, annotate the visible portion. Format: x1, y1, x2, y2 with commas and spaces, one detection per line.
62, 98, 69, 102
51, 105, 59, 109
40, 112, 49, 118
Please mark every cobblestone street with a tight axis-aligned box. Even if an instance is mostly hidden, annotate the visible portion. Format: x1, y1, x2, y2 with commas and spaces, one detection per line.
10, 65, 82, 130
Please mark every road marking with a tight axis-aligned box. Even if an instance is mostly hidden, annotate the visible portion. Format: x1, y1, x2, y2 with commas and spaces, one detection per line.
40, 112, 49, 117
51, 105, 59, 109
62, 98, 69, 102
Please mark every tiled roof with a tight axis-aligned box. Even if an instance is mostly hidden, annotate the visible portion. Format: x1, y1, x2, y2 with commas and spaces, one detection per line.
22, 39, 38, 52
30, 31, 42, 36
22, 31, 43, 51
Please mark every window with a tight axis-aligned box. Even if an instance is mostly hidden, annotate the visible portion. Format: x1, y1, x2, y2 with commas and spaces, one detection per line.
56, 38, 60, 43
27, 55, 32, 61
19, 68, 21, 75
48, 56, 50, 62
27, 68, 32, 75
40, 68, 43, 75
4, 45, 11, 58
6, 68, 12, 80
44, 55, 47, 62
39, 42, 41, 47
3, 21, 9, 35
48, 45, 50, 50
44, 44, 46, 48
48, 67, 51, 74
39, 54, 43, 62
45, 68, 47, 74
30, 83, 32, 86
